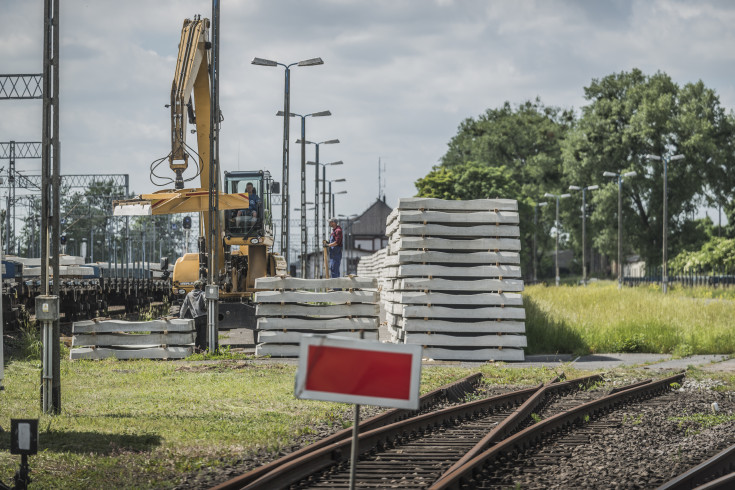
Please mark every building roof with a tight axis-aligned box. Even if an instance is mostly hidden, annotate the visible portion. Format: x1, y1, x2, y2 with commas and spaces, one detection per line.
349, 198, 392, 237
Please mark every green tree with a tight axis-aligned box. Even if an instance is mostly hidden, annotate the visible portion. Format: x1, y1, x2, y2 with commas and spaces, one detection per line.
563, 69, 735, 267
417, 99, 574, 279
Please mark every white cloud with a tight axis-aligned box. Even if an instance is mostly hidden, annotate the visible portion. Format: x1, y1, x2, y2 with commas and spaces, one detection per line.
1, 0, 733, 238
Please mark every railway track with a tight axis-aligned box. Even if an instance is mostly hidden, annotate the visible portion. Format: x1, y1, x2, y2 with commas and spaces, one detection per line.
213, 373, 609, 489
212, 372, 484, 490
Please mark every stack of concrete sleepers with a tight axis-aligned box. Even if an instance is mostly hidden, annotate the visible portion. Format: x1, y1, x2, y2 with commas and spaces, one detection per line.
382, 198, 526, 361
254, 276, 379, 357
355, 247, 387, 281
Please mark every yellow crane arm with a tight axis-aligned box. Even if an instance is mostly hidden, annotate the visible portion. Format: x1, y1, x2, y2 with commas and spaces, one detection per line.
113, 189, 249, 216
169, 17, 211, 189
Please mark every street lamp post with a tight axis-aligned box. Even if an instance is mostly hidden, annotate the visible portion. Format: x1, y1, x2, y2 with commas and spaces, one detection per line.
603, 170, 637, 289
278, 110, 331, 277
333, 190, 348, 220
568, 184, 599, 285
533, 201, 548, 283
543, 192, 571, 286
300, 139, 340, 267
251, 56, 323, 266
645, 153, 684, 294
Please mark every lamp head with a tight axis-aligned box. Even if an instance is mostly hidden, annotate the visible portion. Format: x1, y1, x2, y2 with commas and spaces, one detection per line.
297, 57, 324, 67
587, 185, 599, 191
568, 185, 581, 191
645, 154, 661, 161
602, 171, 617, 177
622, 171, 637, 178
310, 110, 332, 117
251, 57, 277, 67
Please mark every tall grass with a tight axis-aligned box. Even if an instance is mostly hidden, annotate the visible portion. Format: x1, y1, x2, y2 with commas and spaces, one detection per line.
524, 282, 735, 355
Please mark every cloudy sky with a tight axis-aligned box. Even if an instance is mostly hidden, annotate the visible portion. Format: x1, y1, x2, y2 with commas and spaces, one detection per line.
2, 0, 734, 226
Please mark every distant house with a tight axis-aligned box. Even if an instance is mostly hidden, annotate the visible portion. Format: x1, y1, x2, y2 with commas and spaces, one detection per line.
304, 197, 392, 277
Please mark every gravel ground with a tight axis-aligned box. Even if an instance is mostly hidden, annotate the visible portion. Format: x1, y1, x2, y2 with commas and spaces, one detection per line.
486, 378, 735, 489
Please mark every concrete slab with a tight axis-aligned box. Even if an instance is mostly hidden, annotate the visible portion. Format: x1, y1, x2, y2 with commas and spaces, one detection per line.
383, 291, 523, 307
387, 223, 521, 238
387, 210, 520, 227
402, 305, 526, 320
404, 332, 527, 348
384, 264, 522, 279
255, 290, 379, 304
390, 237, 522, 253
256, 303, 380, 317
255, 276, 377, 290
257, 317, 379, 330
392, 277, 525, 292
395, 197, 519, 212
385, 251, 521, 266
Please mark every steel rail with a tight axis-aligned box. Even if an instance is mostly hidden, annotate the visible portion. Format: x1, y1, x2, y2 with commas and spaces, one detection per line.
430, 372, 686, 489
692, 471, 735, 489
210, 372, 482, 490
238, 384, 543, 489
657, 443, 735, 490
439, 373, 605, 478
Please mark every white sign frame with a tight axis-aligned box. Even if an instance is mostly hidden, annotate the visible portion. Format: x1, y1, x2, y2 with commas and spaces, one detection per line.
295, 334, 423, 409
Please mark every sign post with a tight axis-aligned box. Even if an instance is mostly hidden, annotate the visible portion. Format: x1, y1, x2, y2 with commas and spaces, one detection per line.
295, 335, 422, 489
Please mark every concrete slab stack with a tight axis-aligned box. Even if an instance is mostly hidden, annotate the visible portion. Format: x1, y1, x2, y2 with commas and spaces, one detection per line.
382, 198, 527, 361
254, 276, 380, 357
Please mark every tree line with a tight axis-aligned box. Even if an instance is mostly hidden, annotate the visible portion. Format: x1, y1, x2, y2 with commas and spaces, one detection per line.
415, 69, 735, 280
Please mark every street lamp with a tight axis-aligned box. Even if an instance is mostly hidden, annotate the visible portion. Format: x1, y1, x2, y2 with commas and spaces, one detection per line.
309, 160, 343, 252
543, 192, 571, 286
333, 190, 348, 218
568, 184, 599, 285
300, 138, 340, 259
277, 110, 331, 277
324, 179, 346, 223
338, 214, 359, 276
252, 56, 324, 266
603, 170, 637, 289
645, 153, 684, 294
533, 202, 548, 283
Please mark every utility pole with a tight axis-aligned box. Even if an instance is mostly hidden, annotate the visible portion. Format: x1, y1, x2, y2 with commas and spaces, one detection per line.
603, 171, 637, 290
39, 0, 62, 414
568, 185, 599, 285
645, 153, 684, 294
206, 0, 221, 353
543, 192, 570, 286
533, 202, 547, 283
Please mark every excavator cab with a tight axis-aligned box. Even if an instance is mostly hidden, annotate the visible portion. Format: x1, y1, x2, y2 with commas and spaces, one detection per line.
223, 170, 275, 240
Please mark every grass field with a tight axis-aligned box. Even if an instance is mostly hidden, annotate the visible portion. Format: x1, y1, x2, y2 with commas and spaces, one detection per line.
525, 281, 735, 355
0, 357, 574, 489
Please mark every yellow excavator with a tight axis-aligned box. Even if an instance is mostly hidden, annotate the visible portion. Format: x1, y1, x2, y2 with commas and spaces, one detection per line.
114, 15, 285, 329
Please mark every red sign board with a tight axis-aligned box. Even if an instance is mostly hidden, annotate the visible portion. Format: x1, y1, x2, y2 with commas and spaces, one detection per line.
295, 335, 423, 409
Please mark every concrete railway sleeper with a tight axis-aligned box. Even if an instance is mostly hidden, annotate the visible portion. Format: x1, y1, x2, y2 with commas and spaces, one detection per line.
215, 373, 603, 489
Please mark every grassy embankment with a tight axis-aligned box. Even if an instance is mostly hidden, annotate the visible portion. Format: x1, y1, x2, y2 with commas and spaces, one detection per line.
0, 357, 570, 489
525, 281, 735, 356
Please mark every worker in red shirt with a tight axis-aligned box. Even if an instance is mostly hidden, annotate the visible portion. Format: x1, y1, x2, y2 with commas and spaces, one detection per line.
324, 218, 343, 278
